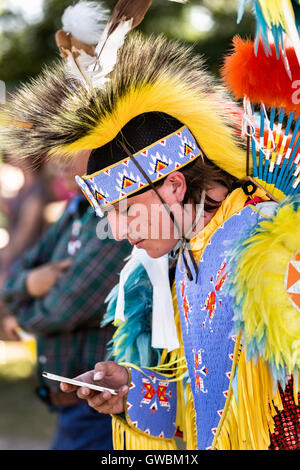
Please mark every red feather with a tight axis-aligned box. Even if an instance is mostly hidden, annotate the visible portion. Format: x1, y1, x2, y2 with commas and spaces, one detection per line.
222, 36, 300, 115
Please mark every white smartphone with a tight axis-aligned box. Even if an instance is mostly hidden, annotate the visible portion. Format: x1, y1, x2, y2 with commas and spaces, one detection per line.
42, 372, 118, 395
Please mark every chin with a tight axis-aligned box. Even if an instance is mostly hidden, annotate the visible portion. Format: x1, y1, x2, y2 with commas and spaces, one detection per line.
146, 251, 162, 259
143, 243, 172, 259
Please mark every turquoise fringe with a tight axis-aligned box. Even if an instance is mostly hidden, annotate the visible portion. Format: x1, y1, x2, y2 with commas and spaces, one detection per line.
102, 263, 162, 367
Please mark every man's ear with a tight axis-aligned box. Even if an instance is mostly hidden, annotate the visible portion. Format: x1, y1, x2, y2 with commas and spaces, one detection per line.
165, 171, 187, 203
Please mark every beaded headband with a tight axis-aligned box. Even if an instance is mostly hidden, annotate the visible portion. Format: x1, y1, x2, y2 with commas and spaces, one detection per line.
76, 126, 202, 216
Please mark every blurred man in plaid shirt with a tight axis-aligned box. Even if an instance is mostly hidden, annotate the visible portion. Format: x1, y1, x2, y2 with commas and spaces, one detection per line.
0, 151, 131, 450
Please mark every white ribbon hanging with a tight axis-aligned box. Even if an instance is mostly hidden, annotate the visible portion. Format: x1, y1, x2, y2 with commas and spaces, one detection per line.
242, 97, 276, 157
115, 247, 180, 352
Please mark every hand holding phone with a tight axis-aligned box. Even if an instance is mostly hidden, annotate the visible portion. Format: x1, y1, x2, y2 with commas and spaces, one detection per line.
42, 372, 118, 395
55, 362, 129, 415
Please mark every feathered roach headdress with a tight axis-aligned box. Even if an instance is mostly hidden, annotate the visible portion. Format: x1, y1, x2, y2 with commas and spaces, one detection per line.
223, 36, 300, 201
0, 13, 247, 212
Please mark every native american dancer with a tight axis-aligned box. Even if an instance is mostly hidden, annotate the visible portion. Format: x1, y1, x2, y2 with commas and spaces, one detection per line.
0, 0, 299, 451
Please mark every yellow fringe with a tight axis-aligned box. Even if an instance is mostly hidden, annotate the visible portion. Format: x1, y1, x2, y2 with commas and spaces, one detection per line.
112, 416, 177, 450
257, 0, 295, 29
184, 383, 198, 450
114, 300, 299, 450
212, 349, 286, 450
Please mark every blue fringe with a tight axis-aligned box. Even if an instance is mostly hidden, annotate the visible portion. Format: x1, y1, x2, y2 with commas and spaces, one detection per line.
101, 263, 162, 367
238, 0, 293, 58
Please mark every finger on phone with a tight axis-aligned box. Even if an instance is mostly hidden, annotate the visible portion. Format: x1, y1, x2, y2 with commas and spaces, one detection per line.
89, 386, 127, 408
76, 386, 98, 400
94, 361, 119, 377
88, 386, 128, 414
80, 386, 92, 397
60, 382, 77, 393
88, 391, 112, 409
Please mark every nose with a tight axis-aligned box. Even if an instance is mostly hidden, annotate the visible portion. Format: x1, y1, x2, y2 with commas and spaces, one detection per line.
107, 211, 128, 242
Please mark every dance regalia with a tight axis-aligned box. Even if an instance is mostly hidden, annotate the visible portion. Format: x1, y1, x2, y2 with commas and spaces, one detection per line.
109, 187, 300, 451
0, 0, 299, 451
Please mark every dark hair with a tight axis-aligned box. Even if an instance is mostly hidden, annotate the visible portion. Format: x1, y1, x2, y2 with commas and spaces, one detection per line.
87, 111, 240, 210
87, 112, 183, 175
180, 156, 238, 211
154, 156, 239, 212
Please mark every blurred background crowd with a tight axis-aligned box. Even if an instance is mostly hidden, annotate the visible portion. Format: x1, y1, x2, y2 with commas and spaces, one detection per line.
0, 0, 253, 450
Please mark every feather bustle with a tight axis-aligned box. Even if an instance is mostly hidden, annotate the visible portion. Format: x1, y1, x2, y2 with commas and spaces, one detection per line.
222, 36, 300, 114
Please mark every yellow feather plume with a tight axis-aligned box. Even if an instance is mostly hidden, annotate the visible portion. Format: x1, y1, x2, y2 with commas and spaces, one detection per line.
230, 199, 300, 375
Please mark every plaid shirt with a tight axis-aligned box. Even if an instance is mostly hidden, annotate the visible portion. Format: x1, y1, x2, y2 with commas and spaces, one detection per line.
2, 196, 131, 390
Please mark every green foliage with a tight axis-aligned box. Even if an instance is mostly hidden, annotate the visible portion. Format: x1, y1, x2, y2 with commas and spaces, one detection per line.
0, 0, 254, 86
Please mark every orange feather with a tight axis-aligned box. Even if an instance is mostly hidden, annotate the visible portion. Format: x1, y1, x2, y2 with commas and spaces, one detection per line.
222, 36, 300, 115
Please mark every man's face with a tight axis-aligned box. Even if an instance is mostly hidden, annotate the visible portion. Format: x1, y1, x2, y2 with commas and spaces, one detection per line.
105, 173, 189, 258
